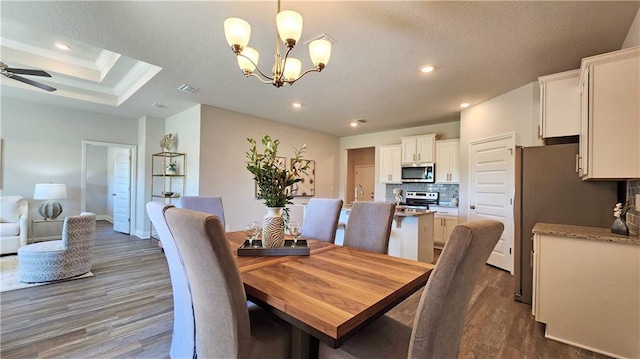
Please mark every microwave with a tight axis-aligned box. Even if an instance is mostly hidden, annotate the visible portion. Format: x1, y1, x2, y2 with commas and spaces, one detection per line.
401, 163, 435, 183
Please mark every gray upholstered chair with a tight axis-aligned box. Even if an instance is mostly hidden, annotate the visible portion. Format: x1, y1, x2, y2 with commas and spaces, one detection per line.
146, 201, 195, 359
343, 202, 396, 254
318, 220, 504, 359
178, 196, 226, 227
301, 198, 344, 243
157, 205, 291, 358
0, 196, 28, 255
18, 212, 96, 283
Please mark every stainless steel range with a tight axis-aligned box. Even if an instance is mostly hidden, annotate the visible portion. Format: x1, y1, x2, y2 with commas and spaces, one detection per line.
403, 191, 439, 209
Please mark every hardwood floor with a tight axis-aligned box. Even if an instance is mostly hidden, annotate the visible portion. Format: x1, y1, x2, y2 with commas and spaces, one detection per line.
1, 221, 610, 358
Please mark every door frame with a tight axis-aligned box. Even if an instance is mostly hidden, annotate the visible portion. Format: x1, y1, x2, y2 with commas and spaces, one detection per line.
468, 132, 515, 273
81, 140, 137, 235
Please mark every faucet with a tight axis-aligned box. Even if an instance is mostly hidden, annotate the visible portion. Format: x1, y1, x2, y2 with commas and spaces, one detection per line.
354, 184, 364, 202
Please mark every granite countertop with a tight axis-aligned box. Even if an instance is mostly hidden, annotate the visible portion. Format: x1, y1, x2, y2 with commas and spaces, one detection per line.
394, 209, 436, 217
533, 222, 640, 246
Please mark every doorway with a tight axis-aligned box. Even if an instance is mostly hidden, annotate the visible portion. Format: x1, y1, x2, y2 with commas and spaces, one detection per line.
346, 147, 375, 203
354, 165, 375, 202
468, 133, 515, 273
81, 140, 137, 235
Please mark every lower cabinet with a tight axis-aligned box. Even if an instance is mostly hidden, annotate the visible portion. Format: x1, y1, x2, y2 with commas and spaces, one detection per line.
533, 231, 640, 358
431, 206, 458, 247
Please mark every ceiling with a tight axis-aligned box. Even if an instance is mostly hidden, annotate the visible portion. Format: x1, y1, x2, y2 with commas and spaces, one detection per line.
1, 1, 638, 137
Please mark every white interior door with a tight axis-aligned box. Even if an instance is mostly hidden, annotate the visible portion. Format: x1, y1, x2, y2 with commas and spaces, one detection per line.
355, 165, 375, 201
113, 149, 131, 234
469, 134, 515, 273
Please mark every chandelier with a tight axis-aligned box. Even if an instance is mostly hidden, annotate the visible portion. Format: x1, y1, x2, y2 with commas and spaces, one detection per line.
223, 0, 332, 88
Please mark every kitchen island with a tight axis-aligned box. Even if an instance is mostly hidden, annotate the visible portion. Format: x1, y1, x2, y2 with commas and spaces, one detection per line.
335, 206, 435, 264
532, 223, 639, 359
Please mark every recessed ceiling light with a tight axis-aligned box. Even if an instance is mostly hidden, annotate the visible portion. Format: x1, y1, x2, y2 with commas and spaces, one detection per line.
55, 42, 70, 51
460, 103, 470, 108
420, 65, 435, 73
292, 102, 302, 108
350, 122, 359, 127
350, 119, 366, 127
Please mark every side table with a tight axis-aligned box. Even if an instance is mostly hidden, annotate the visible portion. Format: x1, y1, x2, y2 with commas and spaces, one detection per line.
30, 218, 64, 243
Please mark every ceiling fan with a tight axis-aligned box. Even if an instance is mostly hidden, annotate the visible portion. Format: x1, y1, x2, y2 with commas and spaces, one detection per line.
0, 62, 57, 92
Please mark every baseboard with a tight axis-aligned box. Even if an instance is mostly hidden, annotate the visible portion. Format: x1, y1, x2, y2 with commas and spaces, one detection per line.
544, 327, 628, 359
134, 229, 150, 239
97, 215, 113, 223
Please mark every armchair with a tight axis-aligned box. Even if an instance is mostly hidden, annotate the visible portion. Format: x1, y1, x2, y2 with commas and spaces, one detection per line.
0, 196, 28, 255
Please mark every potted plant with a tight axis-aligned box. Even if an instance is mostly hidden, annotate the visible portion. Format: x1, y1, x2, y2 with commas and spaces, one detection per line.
246, 135, 309, 247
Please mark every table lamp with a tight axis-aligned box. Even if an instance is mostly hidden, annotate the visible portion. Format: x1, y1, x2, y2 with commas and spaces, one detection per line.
33, 183, 67, 220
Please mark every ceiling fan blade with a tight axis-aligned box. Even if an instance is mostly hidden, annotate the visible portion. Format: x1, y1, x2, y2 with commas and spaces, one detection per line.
6, 67, 52, 77
9, 74, 57, 92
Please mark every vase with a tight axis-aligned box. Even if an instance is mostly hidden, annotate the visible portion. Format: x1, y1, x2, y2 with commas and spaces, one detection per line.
166, 167, 177, 175
262, 207, 285, 248
611, 216, 629, 236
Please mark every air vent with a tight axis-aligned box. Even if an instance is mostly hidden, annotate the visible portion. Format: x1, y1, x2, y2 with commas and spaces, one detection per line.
177, 84, 199, 93
151, 103, 168, 109
303, 33, 337, 45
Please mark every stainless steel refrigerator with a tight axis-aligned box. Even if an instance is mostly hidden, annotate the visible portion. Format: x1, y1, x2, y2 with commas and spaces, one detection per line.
514, 143, 618, 304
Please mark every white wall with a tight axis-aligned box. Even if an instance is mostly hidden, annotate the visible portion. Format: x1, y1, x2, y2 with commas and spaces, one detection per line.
86, 145, 108, 216
166, 104, 201, 196
136, 115, 165, 238
339, 121, 461, 201
459, 82, 542, 221
198, 105, 340, 231
0, 98, 139, 227
622, 7, 640, 49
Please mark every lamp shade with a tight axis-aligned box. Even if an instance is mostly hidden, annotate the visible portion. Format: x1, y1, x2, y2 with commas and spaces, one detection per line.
276, 10, 303, 44
283, 58, 302, 81
224, 17, 251, 49
237, 47, 259, 72
309, 39, 331, 67
34, 183, 67, 200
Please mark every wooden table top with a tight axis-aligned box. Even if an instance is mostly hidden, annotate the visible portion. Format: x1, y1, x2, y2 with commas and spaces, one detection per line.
226, 231, 435, 348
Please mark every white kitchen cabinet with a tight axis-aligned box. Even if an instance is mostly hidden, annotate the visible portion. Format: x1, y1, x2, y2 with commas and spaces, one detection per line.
435, 139, 460, 183
578, 46, 640, 180
379, 144, 402, 183
401, 134, 436, 165
538, 69, 580, 138
532, 225, 640, 359
430, 206, 458, 246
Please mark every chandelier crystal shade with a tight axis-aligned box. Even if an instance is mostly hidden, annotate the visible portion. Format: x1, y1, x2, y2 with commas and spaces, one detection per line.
223, 0, 332, 88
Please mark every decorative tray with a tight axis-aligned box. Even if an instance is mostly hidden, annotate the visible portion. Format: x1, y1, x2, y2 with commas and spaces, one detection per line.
237, 240, 310, 256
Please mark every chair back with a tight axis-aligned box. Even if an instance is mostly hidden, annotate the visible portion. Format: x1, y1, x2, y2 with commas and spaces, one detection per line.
164, 206, 252, 359
301, 198, 344, 243
343, 202, 395, 254
61, 212, 95, 255
146, 201, 195, 358
178, 196, 226, 227
408, 220, 504, 359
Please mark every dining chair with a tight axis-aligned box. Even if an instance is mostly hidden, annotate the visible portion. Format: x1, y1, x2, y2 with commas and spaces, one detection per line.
161, 205, 291, 358
178, 196, 226, 227
318, 220, 504, 359
301, 198, 344, 243
343, 201, 396, 254
146, 201, 194, 359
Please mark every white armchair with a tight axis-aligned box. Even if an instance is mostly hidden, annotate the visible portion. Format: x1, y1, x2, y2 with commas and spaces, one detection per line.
1, 196, 28, 255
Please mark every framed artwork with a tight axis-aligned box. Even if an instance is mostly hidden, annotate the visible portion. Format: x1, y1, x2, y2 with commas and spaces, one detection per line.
254, 156, 286, 198
291, 159, 315, 197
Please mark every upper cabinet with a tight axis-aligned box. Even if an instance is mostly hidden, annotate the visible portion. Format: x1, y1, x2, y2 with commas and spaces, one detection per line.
379, 144, 402, 183
578, 46, 640, 180
401, 134, 436, 165
538, 69, 581, 138
435, 139, 460, 183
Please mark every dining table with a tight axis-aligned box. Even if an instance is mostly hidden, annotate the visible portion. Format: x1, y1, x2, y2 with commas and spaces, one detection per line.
226, 231, 435, 359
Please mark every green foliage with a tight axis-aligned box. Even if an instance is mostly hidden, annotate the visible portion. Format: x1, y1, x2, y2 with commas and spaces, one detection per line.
246, 135, 310, 208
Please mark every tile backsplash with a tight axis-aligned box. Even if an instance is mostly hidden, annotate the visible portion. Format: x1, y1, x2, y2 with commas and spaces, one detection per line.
626, 179, 639, 236
385, 183, 459, 206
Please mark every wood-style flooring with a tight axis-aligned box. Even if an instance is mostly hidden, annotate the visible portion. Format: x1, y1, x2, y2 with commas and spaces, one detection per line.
1, 221, 610, 358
